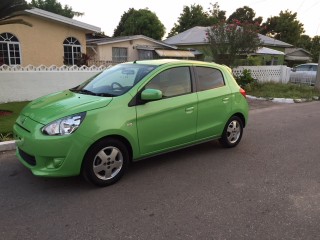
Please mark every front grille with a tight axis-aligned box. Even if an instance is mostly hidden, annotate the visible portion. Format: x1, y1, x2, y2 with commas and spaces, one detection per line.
18, 148, 36, 166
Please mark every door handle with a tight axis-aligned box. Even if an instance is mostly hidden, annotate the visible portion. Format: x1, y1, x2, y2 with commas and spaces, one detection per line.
185, 107, 194, 114
222, 97, 229, 102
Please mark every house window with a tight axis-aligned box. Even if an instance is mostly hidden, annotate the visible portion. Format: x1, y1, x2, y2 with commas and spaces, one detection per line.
63, 37, 81, 65
112, 47, 128, 62
138, 50, 156, 60
0, 33, 21, 66
272, 57, 279, 65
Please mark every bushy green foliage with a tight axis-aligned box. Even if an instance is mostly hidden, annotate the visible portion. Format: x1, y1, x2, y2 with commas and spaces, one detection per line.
235, 56, 263, 66
234, 69, 257, 88
0, 0, 31, 26
260, 10, 304, 46
167, 3, 226, 37
30, 0, 83, 18
113, 8, 165, 40
207, 19, 262, 67
0, 101, 30, 136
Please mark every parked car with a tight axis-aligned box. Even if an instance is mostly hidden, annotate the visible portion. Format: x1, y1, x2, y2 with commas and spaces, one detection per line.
290, 63, 318, 85
13, 59, 249, 187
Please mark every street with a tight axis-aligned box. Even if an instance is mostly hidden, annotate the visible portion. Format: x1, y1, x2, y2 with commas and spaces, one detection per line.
1, 101, 320, 240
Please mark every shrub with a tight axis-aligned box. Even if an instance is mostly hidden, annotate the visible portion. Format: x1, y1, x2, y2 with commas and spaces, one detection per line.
234, 69, 257, 88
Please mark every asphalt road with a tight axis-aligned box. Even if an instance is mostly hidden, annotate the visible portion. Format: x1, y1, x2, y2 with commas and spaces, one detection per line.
1, 101, 320, 240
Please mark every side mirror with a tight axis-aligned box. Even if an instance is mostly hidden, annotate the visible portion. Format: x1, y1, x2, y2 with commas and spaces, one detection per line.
292, 68, 296, 72
141, 89, 162, 101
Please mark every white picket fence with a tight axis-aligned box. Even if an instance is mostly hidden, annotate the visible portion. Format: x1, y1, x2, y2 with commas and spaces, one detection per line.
1, 64, 291, 103
233, 65, 291, 84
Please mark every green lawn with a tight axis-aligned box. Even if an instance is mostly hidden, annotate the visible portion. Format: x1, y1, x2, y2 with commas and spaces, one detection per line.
0, 101, 30, 141
244, 82, 320, 99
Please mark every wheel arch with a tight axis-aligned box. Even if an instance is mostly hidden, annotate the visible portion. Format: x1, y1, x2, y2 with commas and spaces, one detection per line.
82, 135, 134, 170
232, 112, 246, 128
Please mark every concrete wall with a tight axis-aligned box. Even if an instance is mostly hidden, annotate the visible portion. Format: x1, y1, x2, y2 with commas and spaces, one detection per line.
0, 65, 106, 103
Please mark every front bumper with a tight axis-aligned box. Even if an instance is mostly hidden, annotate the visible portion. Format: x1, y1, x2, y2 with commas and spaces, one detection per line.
13, 116, 93, 177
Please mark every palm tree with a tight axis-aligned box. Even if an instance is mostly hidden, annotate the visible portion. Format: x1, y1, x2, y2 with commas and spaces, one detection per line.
0, 0, 32, 26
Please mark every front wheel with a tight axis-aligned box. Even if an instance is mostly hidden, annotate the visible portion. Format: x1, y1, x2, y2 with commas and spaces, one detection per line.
219, 116, 243, 148
82, 138, 129, 187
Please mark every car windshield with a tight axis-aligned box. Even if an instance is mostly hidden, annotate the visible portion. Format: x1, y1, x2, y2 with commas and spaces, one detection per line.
70, 64, 157, 97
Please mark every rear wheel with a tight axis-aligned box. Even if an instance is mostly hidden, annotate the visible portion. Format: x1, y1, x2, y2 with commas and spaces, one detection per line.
82, 138, 129, 187
219, 116, 243, 148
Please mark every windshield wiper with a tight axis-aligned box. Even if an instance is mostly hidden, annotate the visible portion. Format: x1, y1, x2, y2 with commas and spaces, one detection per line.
96, 93, 115, 97
71, 88, 115, 97
73, 89, 98, 96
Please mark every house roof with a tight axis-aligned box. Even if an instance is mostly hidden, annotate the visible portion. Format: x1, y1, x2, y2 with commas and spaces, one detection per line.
254, 47, 285, 55
164, 26, 208, 46
284, 48, 312, 62
285, 47, 311, 55
23, 8, 101, 33
87, 35, 177, 49
164, 26, 293, 48
258, 34, 292, 48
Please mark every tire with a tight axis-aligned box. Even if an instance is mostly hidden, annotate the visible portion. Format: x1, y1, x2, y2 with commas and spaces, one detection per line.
82, 138, 129, 187
219, 116, 243, 148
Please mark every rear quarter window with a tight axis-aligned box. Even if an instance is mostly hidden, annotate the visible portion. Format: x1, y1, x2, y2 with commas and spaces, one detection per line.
195, 66, 225, 91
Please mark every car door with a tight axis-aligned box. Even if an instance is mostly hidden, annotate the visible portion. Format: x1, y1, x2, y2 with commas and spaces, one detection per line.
194, 66, 232, 140
136, 66, 198, 155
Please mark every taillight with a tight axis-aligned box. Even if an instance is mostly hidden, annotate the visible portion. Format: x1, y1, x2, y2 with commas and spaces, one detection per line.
240, 88, 246, 98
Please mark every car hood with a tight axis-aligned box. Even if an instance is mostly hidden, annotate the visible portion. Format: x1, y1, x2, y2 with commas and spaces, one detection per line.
21, 90, 113, 124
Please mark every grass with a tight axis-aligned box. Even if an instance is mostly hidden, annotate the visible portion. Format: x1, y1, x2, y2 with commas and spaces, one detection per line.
244, 82, 320, 99
0, 101, 30, 141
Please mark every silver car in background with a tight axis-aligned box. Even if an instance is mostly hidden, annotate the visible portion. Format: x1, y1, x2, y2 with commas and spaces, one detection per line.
289, 63, 318, 86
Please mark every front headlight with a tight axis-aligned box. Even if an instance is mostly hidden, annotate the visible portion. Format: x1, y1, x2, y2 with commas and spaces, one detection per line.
42, 112, 86, 136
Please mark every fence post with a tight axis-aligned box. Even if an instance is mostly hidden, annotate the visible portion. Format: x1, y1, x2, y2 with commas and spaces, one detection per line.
280, 65, 290, 84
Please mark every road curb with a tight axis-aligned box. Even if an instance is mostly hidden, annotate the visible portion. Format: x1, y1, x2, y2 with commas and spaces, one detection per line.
0, 141, 16, 152
247, 95, 294, 103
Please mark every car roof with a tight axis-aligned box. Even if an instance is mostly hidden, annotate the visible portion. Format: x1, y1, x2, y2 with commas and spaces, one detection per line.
124, 59, 225, 69
296, 63, 318, 67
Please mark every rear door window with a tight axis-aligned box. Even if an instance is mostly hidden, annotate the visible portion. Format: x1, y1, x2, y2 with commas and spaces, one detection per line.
195, 67, 225, 91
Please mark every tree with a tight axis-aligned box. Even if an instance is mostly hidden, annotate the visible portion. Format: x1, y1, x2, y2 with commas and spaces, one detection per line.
310, 36, 320, 63
206, 19, 262, 66
29, 0, 83, 18
227, 6, 262, 25
0, 0, 31, 26
113, 8, 165, 40
168, 2, 225, 37
296, 34, 312, 51
260, 10, 304, 45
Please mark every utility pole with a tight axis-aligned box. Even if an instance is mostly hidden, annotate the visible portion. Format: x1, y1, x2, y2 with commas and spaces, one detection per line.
316, 52, 320, 91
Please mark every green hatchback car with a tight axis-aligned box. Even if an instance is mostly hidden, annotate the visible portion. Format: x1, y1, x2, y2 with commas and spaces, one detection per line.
14, 59, 249, 187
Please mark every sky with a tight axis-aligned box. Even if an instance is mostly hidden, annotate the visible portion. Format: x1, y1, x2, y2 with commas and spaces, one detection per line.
28, 0, 320, 39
